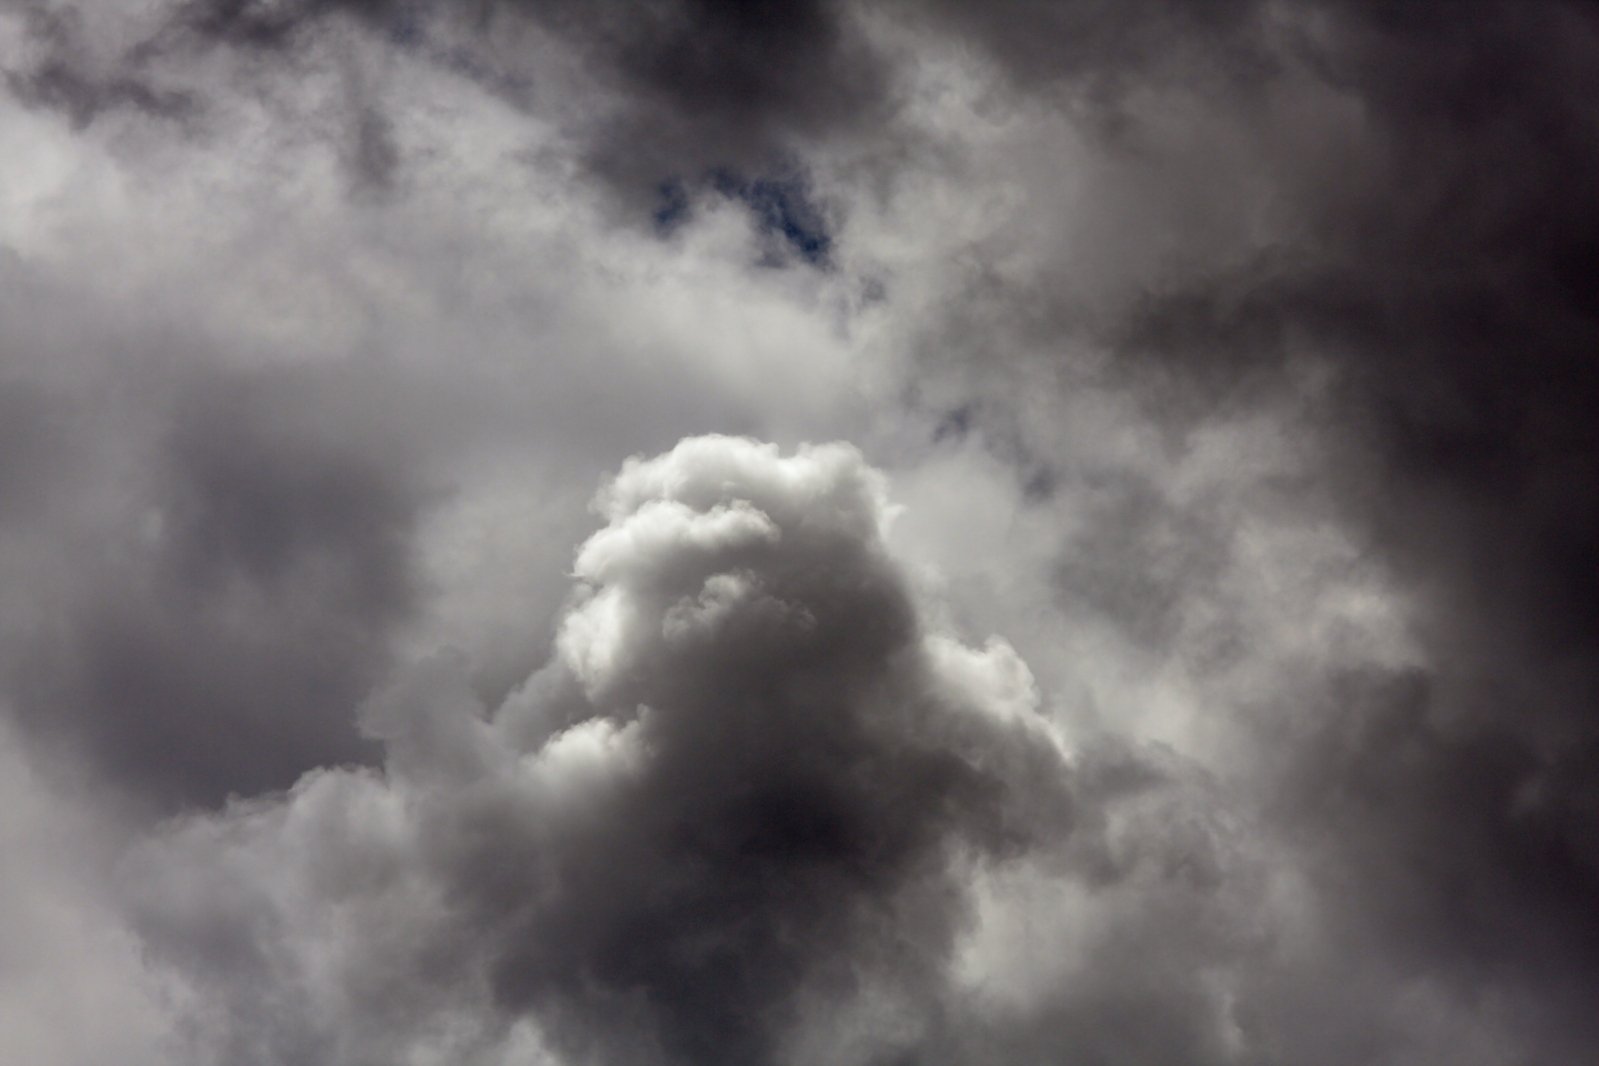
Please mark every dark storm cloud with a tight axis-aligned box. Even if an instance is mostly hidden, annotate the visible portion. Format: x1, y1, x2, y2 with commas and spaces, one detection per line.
140, 0, 891, 208
123, 437, 1076, 1065
1100, 0, 1599, 835
914, 0, 1599, 1058
1113, 0, 1599, 590
520, 0, 889, 204
1036, 0, 1599, 683
509, 0, 1597, 1059
3, 363, 424, 812
1273, 668, 1599, 1059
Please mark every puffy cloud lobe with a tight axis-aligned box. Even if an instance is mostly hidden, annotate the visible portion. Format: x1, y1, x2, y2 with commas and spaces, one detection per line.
125, 436, 1074, 1066
560, 438, 902, 701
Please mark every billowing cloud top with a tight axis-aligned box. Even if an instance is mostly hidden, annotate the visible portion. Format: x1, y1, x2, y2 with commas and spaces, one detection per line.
123, 436, 1071, 1066
1, 1, 1596, 1064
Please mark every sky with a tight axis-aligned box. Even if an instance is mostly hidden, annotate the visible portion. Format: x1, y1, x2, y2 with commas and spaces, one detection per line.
0, 1, 1595, 1064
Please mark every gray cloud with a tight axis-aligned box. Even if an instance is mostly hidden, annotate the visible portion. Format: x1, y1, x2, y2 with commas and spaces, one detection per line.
15, 0, 893, 207
865, 2, 1599, 1059
2, 1, 1595, 1063
2, 360, 423, 812
2, 3, 196, 127
122, 437, 1075, 1066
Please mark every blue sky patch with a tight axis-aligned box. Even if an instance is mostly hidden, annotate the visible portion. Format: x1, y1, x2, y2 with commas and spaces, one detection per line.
653, 170, 833, 267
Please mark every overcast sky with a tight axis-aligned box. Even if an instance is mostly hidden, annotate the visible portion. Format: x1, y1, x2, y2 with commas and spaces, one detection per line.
1, 2, 1596, 1064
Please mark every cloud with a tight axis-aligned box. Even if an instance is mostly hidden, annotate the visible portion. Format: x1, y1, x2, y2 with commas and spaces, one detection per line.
1, 1, 1595, 1063
839, 3, 1599, 1058
2, 4, 196, 128
122, 437, 1075, 1066
0, 719, 179, 1066
2, 0, 895, 209
1, 361, 422, 811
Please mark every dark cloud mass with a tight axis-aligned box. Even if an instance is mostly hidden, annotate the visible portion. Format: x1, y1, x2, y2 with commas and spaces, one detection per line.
2, 0, 1597, 1063
123, 438, 1074, 1066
